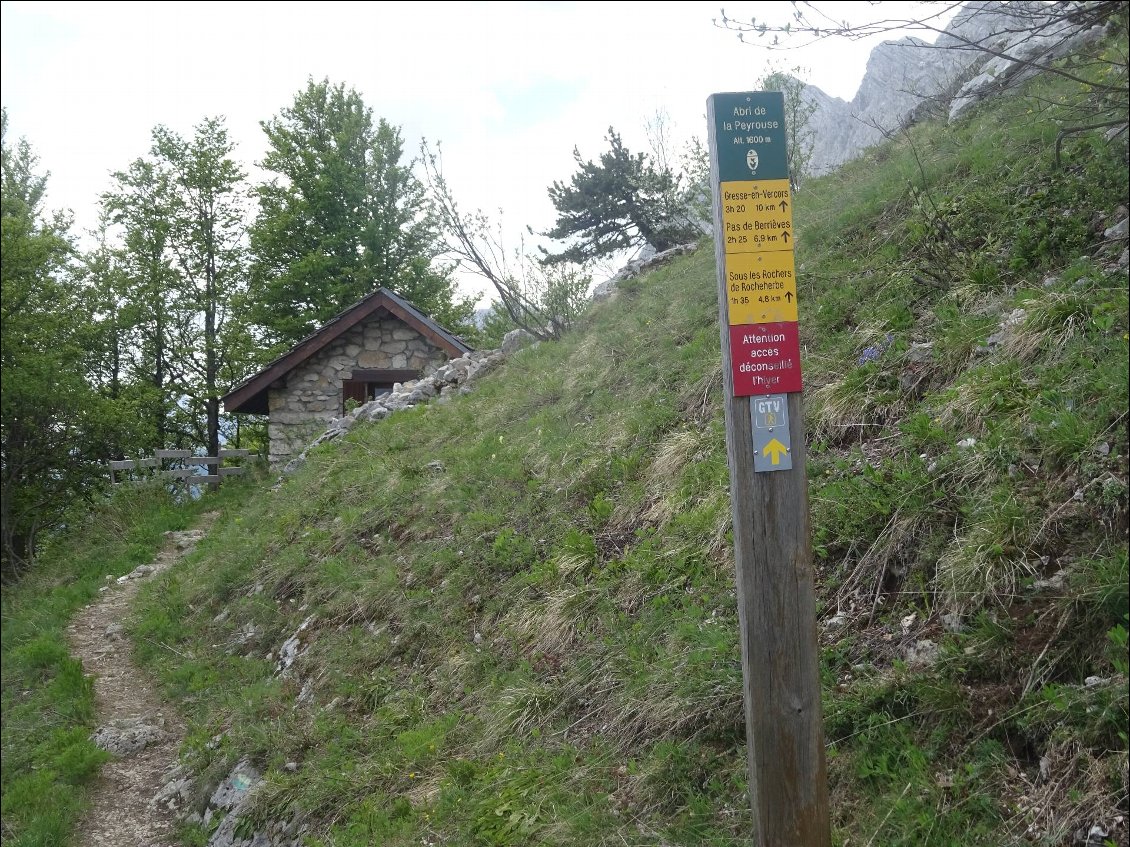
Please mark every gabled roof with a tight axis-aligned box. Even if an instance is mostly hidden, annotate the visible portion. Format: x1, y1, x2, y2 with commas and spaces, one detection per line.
223, 288, 472, 415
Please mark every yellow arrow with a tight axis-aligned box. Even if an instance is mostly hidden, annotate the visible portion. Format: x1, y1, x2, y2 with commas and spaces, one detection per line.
762, 438, 789, 465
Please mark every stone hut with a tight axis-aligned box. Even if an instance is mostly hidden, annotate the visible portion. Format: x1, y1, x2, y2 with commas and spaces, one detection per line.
222, 289, 472, 464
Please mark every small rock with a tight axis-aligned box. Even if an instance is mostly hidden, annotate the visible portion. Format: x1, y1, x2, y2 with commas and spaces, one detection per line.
152, 771, 193, 812
1033, 569, 1068, 591
91, 716, 167, 756
275, 615, 316, 675
825, 612, 849, 629
956, 437, 977, 449
1084, 676, 1109, 688
903, 639, 941, 668
105, 622, 125, 638
1076, 823, 1110, 846
905, 341, 933, 364
209, 759, 262, 811
501, 328, 538, 354
1002, 307, 1026, 327
1103, 217, 1128, 240
942, 612, 965, 633
591, 279, 619, 302
284, 761, 298, 772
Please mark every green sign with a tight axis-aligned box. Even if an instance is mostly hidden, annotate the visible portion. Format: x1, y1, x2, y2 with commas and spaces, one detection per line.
709, 91, 789, 182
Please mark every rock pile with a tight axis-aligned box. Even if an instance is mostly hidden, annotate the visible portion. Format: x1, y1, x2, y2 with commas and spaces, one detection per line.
591, 243, 698, 303
282, 349, 506, 474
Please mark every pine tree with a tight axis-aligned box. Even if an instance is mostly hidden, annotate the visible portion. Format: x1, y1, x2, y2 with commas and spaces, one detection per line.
540, 128, 700, 265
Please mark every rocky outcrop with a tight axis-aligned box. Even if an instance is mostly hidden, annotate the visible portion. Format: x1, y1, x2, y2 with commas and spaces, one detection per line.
803, 1, 1114, 175
947, 13, 1108, 120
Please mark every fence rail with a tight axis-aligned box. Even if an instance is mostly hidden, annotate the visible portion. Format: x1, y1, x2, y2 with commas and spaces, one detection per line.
108, 449, 252, 486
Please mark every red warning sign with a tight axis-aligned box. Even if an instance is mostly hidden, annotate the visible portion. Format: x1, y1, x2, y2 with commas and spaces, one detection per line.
729, 322, 803, 396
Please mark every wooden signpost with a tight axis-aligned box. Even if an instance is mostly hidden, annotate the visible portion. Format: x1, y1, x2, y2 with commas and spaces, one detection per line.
707, 91, 830, 845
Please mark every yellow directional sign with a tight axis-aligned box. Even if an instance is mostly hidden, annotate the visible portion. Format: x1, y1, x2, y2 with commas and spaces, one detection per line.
725, 250, 798, 324
720, 178, 794, 255
761, 437, 789, 466
750, 394, 793, 472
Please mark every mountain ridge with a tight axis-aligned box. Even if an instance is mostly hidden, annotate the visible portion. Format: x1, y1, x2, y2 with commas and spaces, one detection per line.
802, 0, 1112, 175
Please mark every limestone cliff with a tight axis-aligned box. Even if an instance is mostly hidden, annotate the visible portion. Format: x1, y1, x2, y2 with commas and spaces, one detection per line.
802, 1, 1110, 175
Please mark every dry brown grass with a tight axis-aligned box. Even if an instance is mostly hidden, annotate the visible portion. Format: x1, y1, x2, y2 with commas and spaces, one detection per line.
1001, 741, 1129, 846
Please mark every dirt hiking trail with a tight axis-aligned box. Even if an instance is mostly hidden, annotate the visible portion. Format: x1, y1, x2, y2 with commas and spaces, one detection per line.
67, 513, 218, 847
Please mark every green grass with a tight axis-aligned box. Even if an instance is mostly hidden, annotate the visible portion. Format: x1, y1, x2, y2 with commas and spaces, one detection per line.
0, 477, 259, 847
135, 64, 1127, 847
16, 53, 1130, 847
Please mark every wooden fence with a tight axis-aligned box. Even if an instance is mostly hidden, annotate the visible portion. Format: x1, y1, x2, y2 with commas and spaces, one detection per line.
108, 448, 252, 486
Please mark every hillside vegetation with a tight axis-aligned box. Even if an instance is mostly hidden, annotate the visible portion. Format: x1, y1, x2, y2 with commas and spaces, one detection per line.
130, 67, 1128, 846
4, 65, 1127, 847
0, 481, 258, 845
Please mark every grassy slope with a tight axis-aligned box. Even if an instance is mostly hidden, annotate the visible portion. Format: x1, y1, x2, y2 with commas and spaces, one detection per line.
0, 480, 258, 847
127, 72, 1129, 846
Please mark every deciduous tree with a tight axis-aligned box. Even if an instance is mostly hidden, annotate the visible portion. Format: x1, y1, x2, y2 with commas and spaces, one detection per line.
421, 142, 590, 342
249, 78, 472, 348
152, 118, 250, 459
1, 112, 123, 578
758, 65, 817, 190
100, 118, 254, 459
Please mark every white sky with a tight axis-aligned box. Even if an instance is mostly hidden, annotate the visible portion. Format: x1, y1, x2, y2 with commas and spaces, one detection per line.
1, 1, 956, 304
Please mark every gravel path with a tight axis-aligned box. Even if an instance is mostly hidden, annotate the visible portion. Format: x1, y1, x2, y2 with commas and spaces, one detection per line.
67, 514, 217, 847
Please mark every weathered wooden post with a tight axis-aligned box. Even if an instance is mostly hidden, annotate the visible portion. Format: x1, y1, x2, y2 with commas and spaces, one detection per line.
707, 90, 831, 845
